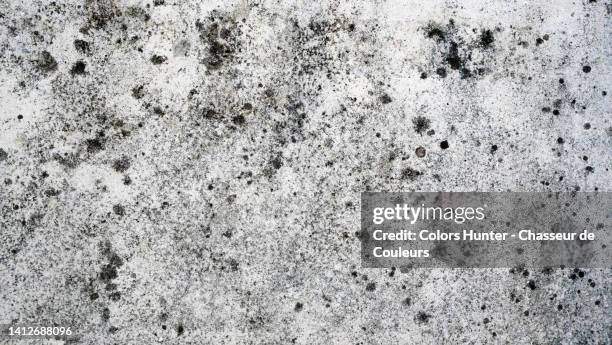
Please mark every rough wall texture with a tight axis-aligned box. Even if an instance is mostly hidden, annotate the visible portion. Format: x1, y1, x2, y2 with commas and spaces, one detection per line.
0, 0, 610, 344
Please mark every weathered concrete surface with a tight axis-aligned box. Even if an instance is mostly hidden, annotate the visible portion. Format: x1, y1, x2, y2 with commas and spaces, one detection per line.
0, 0, 610, 344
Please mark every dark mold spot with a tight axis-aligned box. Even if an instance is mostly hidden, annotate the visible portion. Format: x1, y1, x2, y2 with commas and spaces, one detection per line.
440, 140, 449, 150
112, 156, 131, 172
99, 264, 118, 282
74, 39, 91, 54
379, 93, 393, 104
112, 204, 125, 216
132, 85, 145, 99
415, 311, 432, 324
424, 24, 446, 42
86, 0, 116, 28
436, 67, 447, 78
197, 13, 241, 70
446, 41, 462, 70
232, 114, 246, 125
365, 282, 376, 291
490, 144, 498, 154
202, 107, 219, 120
412, 116, 431, 135
86, 138, 105, 154
527, 280, 537, 290
101, 307, 110, 322
70, 61, 87, 75
55, 153, 79, 169
294, 302, 303, 312
270, 155, 283, 170
37, 51, 58, 73
479, 29, 494, 48
401, 167, 422, 180
44, 189, 60, 197
150, 55, 167, 64
0, 148, 7, 162
582, 65, 591, 73
176, 324, 184, 336
415, 146, 426, 158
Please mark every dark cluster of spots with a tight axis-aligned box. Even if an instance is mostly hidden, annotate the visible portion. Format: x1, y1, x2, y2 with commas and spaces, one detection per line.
231, 114, 245, 125
286, 17, 355, 76
112, 204, 125, 216
526, 280, 537, 290
535, 34, 549, 46
412, 116, 431, 135
150, 55, 167, 65
379, 93, 393, 104
541, 106, 560, 116
74, 39, 91, 54
435, 67, 447, 78
112, 155, 131, 172
70, 61, 87, 75
44, 188, 60, 197
479, 29, 495, 48
101, 307, 111, 322
415, 311, 432, 324
294, 302, 303, 312
425, 23, 446, 42
490, 144, 498, 154
36, 51, 58, 73
279, 100, 308, 143
196, 12, 241, 70
86, 0, 116, 29
365, 282, 376, 291
131, 85, 145, 99
270, 154, 283, 170
401, 167, 422, 181
85, 138, 105, 154
54, 152, 79, 169
415, 146, 426, 158
423, 20, 496, 79
0, 148, 7, 162
98, 240, 123, 302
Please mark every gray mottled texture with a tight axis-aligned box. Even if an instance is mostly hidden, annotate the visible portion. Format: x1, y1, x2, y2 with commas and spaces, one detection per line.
0, 0, 610, 344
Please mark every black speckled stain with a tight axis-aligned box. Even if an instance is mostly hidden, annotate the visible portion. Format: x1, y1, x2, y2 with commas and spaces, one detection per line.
196, 11, 242, 70
423, 20, 496, 78
37, 51, 58, 73
412, 116, 431, 135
